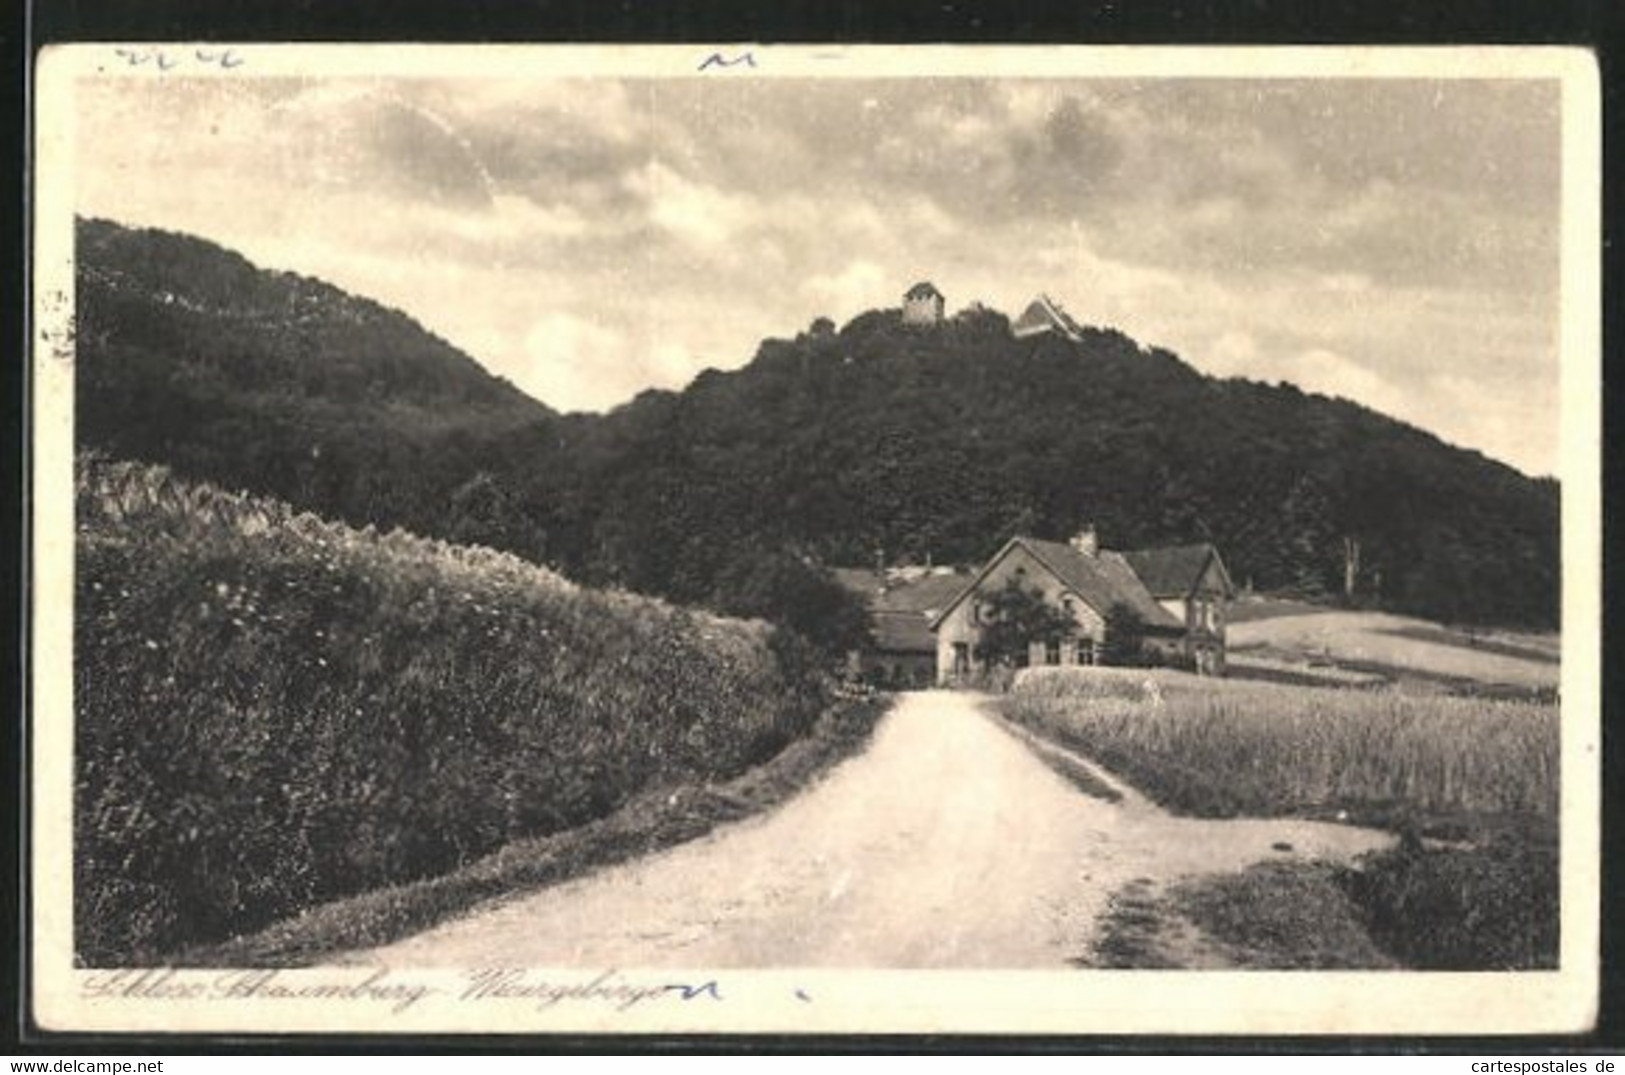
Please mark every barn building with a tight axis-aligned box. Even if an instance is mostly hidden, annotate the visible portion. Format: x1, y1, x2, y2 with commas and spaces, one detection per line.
834, 565, 973, 689
901, 281, 946, 326
1120, 544, 1233, 675
930, 528, 1232, 682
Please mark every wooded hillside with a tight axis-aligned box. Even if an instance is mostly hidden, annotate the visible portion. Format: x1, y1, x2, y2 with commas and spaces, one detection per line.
75, 219, 1560, 630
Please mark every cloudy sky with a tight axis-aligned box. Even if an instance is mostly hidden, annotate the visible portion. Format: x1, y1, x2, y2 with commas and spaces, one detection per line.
74, 72, 1563, 475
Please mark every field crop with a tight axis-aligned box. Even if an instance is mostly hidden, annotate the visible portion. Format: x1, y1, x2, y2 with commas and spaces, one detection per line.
1004, 666, 1560, 968
1005, 667, 1557, 822
75, 457, 828, 965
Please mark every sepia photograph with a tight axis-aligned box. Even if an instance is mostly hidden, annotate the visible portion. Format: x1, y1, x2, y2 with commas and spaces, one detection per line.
29, 45, 1601, 1035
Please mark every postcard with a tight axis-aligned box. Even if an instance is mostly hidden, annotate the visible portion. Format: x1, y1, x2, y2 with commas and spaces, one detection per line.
30, 44, 1601, 1035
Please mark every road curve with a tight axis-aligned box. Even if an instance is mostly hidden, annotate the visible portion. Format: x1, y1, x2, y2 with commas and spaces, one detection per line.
357, 691, 1390, 969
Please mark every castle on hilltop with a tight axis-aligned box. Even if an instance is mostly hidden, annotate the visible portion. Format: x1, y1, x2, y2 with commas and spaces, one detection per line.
898, 282, 1089, 342
901, 281, 945, 326
1012, 294, 1085, 342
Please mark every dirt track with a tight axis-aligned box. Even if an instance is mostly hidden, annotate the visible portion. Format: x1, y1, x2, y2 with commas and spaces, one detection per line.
359, 692, 1391, 969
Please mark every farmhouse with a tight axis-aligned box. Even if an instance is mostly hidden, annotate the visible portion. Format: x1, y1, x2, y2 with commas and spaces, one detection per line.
930, 528, 1232, 682
1011, 293, 1086, 342
901, 281, 946, 326
1119, 543, 1233, 675
834, 565, 973, 688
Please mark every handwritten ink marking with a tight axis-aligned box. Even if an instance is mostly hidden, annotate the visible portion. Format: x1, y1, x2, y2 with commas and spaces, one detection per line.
698, 51, 756, 72
664, 980, 724, 1002
111, 46, 246, 72
113, 48, 176, 70
795, 988, 812, 1002
194, 47, 245, 69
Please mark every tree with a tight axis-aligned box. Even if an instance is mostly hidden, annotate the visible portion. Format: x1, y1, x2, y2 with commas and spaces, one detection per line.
709, 549, 871, 660
1342, 534, 1362, 602
1100, 602, 1148, 667
447, 470, 546, 561
973, 578, 1074, 667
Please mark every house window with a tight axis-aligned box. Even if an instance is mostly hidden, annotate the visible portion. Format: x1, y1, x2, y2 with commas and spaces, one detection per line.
952, 642, 970, 676
1045, 639, 1061, 666
1060, 594, 1076, 619
1076, 638, 1096, 666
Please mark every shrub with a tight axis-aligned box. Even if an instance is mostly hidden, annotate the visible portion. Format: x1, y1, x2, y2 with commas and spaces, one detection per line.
1100, 602, 1148, 667
1340, 830, 1559, 969
75, 457, 828, 964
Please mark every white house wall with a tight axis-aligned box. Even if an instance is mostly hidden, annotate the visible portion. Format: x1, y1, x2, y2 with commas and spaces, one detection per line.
935, 544, 1108, 682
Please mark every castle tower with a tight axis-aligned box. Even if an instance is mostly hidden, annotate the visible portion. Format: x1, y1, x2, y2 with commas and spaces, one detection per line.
901, 281, 945, 326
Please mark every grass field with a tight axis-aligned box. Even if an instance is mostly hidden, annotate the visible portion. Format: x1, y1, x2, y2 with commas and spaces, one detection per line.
1227, 605, 1559, 699
76, 457, 832, 965
1004, 665, 1560, 968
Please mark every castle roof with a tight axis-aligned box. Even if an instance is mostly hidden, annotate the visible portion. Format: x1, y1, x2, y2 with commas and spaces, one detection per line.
1012, 293, 1085, 341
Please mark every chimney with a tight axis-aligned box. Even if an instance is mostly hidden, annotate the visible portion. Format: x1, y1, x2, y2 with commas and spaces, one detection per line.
1070, 525, 1098, 557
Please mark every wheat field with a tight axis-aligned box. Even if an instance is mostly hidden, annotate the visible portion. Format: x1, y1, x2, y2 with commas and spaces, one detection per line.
1004, 666, 1558, 821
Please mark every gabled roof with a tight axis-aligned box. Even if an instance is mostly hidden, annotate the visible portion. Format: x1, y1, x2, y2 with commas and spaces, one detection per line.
1120, 543, 1233, 599
831, 567, 888, 603
1025, 539, 1181, 628
834, 568, 974, 654
1011, 294, 1085, 341
870, 610, 936, 654
929, 536, 1182, 632
832, 568, 972, 614
873, 571, 970, 614
904, 281, 943, 301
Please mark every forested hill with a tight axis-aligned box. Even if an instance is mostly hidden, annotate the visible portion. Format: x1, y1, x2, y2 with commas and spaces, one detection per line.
74, 220, 1560, 630
75, 218, 554, 544
516, 307, 1558, 628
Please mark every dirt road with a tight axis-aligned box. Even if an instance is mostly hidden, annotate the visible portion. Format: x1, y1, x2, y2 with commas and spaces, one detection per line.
360, 692, 1391, 969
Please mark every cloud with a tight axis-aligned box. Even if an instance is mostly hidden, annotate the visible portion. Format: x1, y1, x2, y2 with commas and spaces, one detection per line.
803, 260, 889, 317
71, 73, 1563, 475
622, 159, 758, 250
1205, 330, 1261, 376
520, 312, 633, 411
1288, 347, 1414, 417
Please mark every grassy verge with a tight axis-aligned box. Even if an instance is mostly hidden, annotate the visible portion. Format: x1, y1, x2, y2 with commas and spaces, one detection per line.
988, 713, 1123, 804
1088, 867, 1397, 970
185, 695, 888, 967
1109, 827, 1559, 971
1003, 667, 1559, 969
